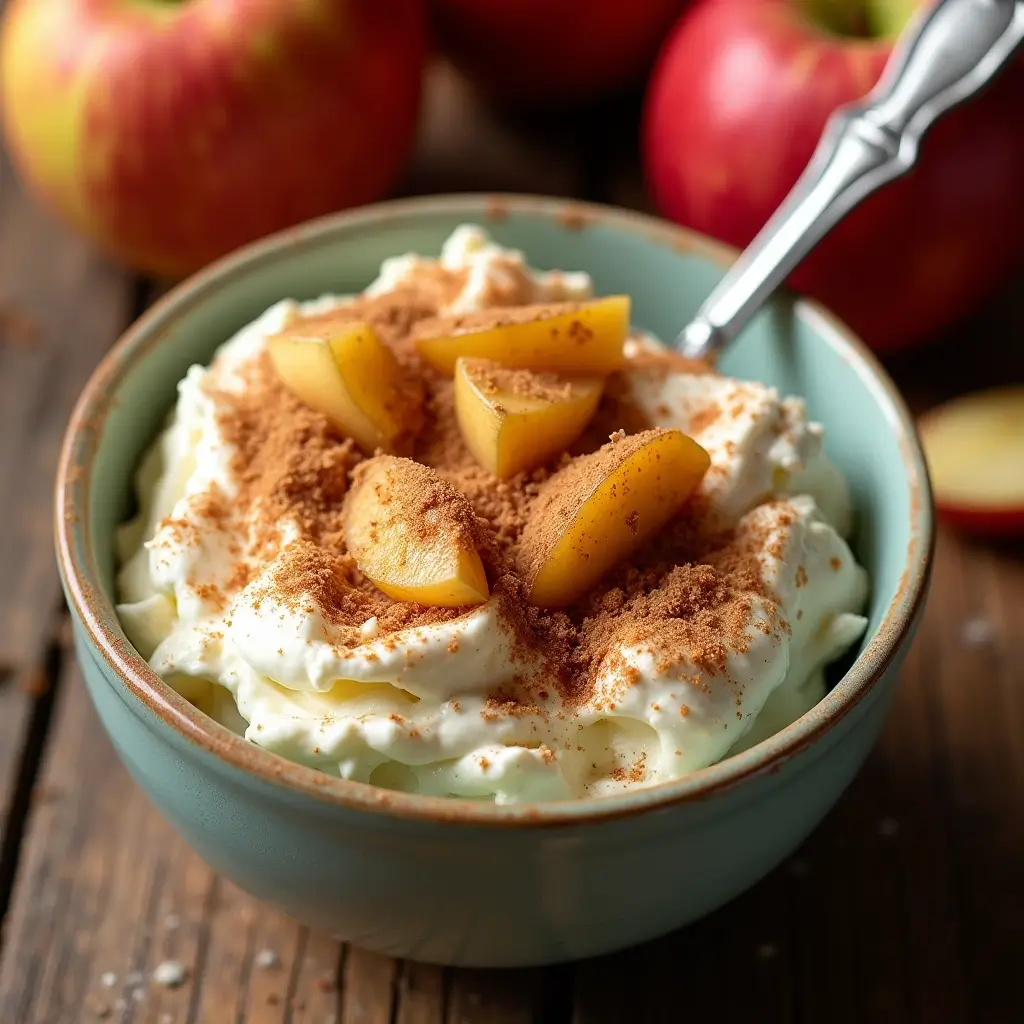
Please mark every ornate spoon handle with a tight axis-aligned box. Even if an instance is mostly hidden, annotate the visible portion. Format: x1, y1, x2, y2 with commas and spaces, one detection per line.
677, 0, 1024, 361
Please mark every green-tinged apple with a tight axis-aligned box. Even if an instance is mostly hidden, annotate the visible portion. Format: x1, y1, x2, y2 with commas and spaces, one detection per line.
0, 0, 425, 277
643, 0, 1024, 351
430, 0, 687, 103
919, 386, 1024, 537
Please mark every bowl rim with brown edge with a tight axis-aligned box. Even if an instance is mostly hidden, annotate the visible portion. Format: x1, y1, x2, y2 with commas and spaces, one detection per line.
54, 193, 935, 830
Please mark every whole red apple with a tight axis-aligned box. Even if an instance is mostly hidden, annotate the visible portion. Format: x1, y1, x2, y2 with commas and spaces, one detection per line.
431, 0, 687, 103
0, 0, 425, 277
643, 0, 1024, 351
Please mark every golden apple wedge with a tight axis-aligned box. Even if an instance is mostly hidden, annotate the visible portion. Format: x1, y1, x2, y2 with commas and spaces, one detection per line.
518, 428, 710, 607
919, 385, 1024, 536
345, 455, 490, 606
267, 322, 421, 455
454, 358, 604, 478
414, 296, 629, 376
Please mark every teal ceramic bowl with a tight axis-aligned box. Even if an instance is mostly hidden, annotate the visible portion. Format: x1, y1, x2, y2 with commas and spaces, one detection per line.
55, 195, 932, 967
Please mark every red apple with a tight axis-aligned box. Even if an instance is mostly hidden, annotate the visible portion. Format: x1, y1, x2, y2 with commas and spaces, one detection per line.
919, 387, 1024, 536
643, 0, 1024, 351
430, 0, 687, 103
0, 0, 426, 277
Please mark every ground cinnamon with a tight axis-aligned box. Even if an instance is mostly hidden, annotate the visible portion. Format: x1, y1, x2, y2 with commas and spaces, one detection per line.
198, 263, 772, 710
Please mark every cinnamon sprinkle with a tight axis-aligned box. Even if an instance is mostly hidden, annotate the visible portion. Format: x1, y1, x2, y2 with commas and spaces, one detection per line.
412, 300, 587, 343
462, 359, 573, 404
194, 265, 784, 720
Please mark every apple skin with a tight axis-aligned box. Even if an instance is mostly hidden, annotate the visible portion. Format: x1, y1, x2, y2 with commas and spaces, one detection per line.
430, 0, 687, 103
643, 0, 1024, 351
934, 506, 1024, 538
0, 0, 426, 277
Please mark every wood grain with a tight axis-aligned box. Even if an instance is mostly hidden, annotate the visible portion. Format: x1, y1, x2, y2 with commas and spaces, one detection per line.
0, 134, 135, 932
0, 151, 133, 674
0, 53, 1022, 1024
0, 664, 567, 1024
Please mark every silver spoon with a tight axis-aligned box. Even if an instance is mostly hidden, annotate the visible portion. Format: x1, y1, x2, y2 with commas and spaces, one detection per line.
677, 0, 1024, 362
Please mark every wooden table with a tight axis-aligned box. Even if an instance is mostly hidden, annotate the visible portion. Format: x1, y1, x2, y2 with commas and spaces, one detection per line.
0, 64, 1021, 1024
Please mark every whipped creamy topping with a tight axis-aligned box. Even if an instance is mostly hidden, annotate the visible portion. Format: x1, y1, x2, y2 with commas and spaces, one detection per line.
116, 226, 868, 804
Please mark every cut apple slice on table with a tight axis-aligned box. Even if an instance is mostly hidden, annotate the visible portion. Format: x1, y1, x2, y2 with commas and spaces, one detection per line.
919, 385, 1024, 536
414, 296, 630, 376
454, 358, 604, 478
345, 455, 490, 607
518, 427, 711, 607
267, 321, 421, 454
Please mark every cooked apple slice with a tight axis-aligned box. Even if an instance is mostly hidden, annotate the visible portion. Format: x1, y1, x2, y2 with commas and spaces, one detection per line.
919, 385, 1024, 535
414, 296, 629, 376
518, 428, 710, 607
454, 358, 603, 478
267, 321, 421, 454
345, 455, 489, 606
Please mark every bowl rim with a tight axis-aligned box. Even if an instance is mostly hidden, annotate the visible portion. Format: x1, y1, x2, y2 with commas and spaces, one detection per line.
55, 193, 934, 828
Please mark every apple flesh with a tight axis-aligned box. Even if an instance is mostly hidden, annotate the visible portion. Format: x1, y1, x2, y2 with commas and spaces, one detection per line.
267, 322, 422, 455
415, 297, 630, 377
0, 0, 425, 277
643, 0, 1024, 351
919, 387, 1024, 536
518, 428, 710, 607
430, 0, 687, 104
454, 358, 604, 478
345, 456, 490, 607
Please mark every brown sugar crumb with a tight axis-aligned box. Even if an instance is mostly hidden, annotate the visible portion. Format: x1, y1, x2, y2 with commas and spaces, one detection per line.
349, 454, 484, 566
517, 428, 674, 588
413, 300, 586, 345
479, 756, 491, 772
609, 754, 647, 784
213, 351, 359, 552
461, 358, 573, 403
482, 691, 546, 721
688, 402, 721, 435
291, 271, 467, 363
416, 383, 550, 568
830, 557, 842, 571
795, 565, 808, 588
192, 582, 226, 610
187, 264, 784, 723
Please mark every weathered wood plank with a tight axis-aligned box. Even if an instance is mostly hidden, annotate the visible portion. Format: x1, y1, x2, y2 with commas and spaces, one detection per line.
0, 655, 578, 1024
0, 657, 353, 1024
340, 948, 398, 1024
572, 868, 796, 1022
394, 963, 445, 1024
0, 117, 136, 948
446, 970, 553, 1024
572, 527, 1020, 1024
2, 45, 1022, 1024
0, 151, 134, 675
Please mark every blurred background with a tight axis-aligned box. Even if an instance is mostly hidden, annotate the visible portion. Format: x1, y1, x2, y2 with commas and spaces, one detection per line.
0, 1, 1021, 1021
